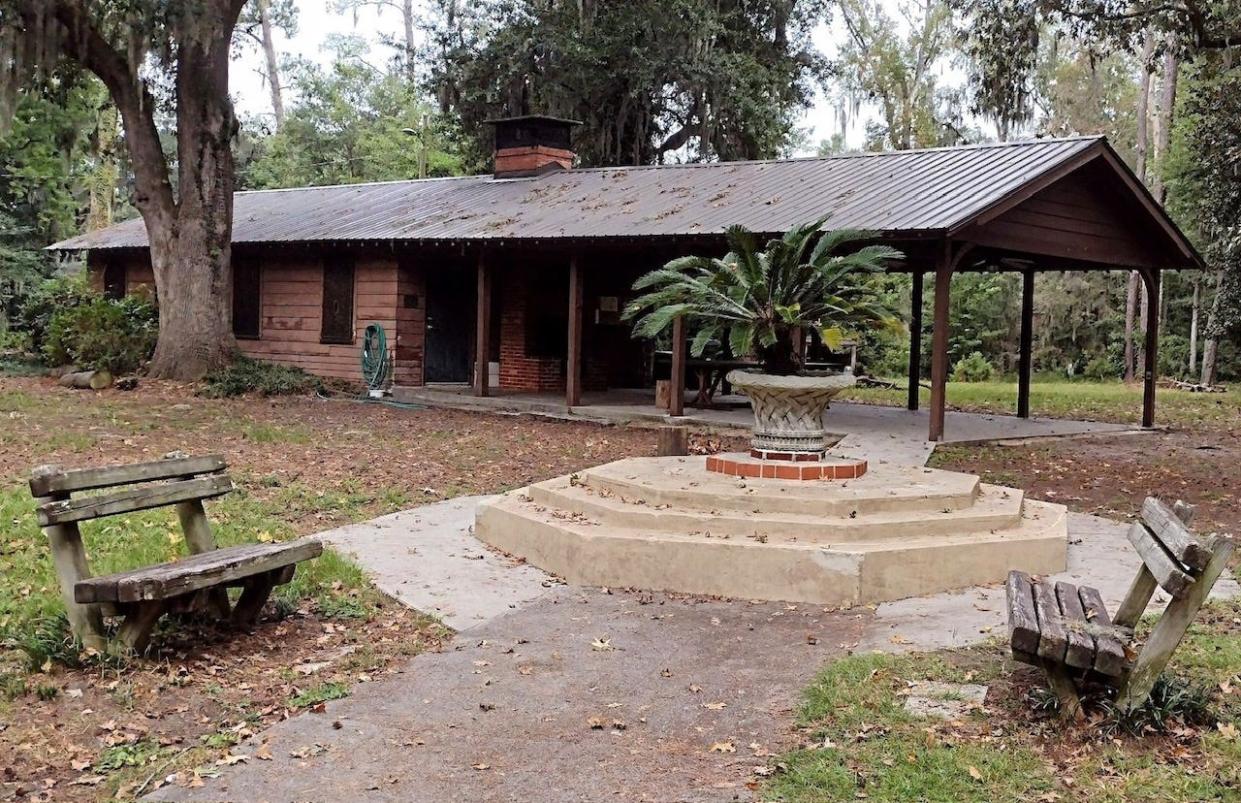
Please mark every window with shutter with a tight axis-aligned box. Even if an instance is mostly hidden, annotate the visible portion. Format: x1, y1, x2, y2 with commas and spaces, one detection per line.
232, 260, 261, 339
321, 258, 355, 344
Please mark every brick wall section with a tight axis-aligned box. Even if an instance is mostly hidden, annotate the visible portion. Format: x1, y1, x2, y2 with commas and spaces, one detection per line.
497, 268, 565, 393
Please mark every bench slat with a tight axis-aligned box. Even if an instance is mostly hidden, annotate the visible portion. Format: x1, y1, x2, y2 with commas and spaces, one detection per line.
30, 455, 226, 497
1054, 582, 1096, 670
1077, 585, 1127, 676
1006, 571, 1040, 655
37, 475, 234, 526
1034, 579, 1069, 663
1140, 497, 1212, 572
1126, 522, 1195, 598
75, 537, 323, 603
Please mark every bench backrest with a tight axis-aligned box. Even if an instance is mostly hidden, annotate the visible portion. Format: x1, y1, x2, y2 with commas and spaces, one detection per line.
1126, 498, 1214, 599
31, 453, 232, 527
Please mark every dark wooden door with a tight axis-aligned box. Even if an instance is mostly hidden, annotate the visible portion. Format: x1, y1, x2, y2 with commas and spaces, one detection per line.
425, 269, 474, 383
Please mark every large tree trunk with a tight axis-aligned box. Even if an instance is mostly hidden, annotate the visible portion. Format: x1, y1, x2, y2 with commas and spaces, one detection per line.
1189, 273, 1200, 375
1151, 45, 1178, 203
1125, 34, 1155, 382
403, 0, 416, 83
146, 3, 240, 379
1200, 269, 1225, 386
258, 0, 285, 128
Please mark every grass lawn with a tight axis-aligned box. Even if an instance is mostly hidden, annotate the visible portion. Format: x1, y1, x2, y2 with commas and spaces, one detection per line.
0, 373, 691, 800
765, 601, 1241, 802
839, 378, 1241, 431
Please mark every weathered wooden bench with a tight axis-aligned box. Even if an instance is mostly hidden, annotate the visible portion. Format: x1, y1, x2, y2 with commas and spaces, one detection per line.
1007, 497, 1233, 719
30, 453, 322, 654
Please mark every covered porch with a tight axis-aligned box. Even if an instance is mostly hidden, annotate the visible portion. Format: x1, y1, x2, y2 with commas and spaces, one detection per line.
442, 138, 1199, 441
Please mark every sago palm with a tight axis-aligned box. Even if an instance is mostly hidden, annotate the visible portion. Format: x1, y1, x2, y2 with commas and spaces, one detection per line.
624, 218, 904, 375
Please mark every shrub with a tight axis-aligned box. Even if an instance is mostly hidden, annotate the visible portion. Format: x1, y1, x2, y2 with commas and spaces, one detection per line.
951, 351, 994, 382
1083, 355, 1119, 381
199, 356, 320, 398
42, 293, 158, 374
13, 274, 96, 352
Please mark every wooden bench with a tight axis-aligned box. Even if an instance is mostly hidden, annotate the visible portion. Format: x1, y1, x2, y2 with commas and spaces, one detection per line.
30, 453, 322, 654
1007, 497, 1233, 719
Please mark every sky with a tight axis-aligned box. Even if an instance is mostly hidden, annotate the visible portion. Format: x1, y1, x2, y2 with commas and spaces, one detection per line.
229, 1, 969, 157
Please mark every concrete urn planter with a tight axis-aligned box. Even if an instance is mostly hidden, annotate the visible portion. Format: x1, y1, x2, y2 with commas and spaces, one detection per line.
726, 369, 856, 455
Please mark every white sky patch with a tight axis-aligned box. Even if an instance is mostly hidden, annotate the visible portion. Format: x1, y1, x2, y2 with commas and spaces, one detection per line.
228, 1, 978, 158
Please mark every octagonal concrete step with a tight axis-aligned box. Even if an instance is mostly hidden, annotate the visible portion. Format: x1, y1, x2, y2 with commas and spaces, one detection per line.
475, 491, 1067, 606
525, 477, 1024, 544
577, 457, 981, 517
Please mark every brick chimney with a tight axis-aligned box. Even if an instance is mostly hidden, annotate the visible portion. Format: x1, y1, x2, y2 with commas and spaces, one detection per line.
487, 115, 579, 178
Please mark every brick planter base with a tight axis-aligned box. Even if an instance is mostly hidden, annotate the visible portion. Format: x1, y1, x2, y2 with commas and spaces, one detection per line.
705, 452, 868, 481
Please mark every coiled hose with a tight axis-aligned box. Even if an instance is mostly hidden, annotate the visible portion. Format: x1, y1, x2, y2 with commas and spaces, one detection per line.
361, 323, 390, 393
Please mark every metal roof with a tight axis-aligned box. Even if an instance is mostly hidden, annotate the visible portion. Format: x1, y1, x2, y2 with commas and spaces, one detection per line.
53, 136, 1121, 251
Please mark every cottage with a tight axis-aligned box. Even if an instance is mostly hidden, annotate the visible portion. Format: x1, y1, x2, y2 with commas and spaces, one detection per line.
52, 117, 1201, 440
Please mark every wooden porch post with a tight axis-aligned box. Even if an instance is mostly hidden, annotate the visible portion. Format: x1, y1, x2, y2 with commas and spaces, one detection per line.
1017, 269, 1035, 418
473, 252, 491, 397
1142, 268, 1161, 428
907, 270, 923, 411
669, 315, 686, 417
566, 256, 583, 407
928, 245, 955, 441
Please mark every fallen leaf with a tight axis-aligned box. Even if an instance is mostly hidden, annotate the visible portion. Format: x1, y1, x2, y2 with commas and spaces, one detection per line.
702, 701, 727, 710
255, 744, 273, 761
968, 765, 983, 781
710, 741, 736, 753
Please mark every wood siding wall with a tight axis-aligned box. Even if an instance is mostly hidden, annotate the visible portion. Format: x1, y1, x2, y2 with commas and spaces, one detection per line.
962, 161, 1176, 270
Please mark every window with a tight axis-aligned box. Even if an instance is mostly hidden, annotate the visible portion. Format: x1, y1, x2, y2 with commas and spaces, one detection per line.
321, 257, 355, 344
232, 259, 261, 339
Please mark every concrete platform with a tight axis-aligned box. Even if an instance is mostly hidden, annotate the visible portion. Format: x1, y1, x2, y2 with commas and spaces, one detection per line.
475, 456, 1068, 606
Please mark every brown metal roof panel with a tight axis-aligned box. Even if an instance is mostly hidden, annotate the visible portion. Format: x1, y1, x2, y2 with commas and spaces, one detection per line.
49, 137, 1112, 249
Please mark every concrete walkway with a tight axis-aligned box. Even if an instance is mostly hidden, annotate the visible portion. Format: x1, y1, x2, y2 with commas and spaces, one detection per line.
150, 497, 1237, 802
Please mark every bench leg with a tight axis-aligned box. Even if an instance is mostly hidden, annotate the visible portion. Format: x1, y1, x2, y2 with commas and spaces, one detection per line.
116, 601, 166, 655
231, 572, 277, 627
1039, 658, 1085, 722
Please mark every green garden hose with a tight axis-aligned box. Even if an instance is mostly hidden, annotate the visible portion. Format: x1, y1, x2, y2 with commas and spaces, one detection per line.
361, 323, 390, 393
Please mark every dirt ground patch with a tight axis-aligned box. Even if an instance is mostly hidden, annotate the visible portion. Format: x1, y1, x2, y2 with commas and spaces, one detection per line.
931, 429, 1241, 535
0, 376, 740, 505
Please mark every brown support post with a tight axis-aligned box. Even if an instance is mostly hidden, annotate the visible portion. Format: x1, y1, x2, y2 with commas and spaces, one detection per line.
473, 252, 491, 397
566, 257, 583, 407
928, 245, 955, 441
1142, 268, 1161, 427
907, 270, 923, 411
1017, 269, 1035, 419
669, 315, 686, 417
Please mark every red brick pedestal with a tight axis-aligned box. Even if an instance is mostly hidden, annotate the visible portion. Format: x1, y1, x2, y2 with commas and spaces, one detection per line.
705, 452, 868, 481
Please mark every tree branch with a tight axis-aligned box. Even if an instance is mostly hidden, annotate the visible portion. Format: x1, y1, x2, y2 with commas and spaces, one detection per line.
43, 1, 175, 226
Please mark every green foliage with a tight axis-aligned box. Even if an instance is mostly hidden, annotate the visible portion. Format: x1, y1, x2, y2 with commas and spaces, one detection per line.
836, 0, 966, 151
42, 293, 158, 373
956, 0, 1038, 141
7, 613, 81, 672
199, 356, 320, 398
624, 220, 903, 375
12, 274, 96, 353
1097, 675, 1216, 738
952, 351, 995, 382
424, 0, 826, 168
1083, 354, 1119, 381
239, 47, 462, 189
95, 739, 163, 772
287, 681, 349, 708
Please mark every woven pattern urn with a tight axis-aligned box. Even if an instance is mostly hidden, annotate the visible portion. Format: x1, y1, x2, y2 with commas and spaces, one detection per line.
726, 370, 856, 455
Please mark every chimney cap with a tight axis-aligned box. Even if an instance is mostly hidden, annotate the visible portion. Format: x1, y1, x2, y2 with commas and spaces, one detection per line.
483, 114, 582, 127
